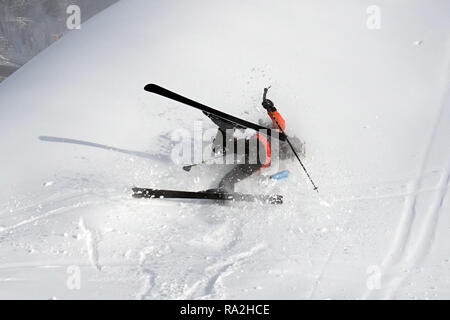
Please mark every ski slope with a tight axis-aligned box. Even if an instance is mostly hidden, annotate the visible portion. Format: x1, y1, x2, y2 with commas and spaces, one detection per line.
0, 0, 449, 299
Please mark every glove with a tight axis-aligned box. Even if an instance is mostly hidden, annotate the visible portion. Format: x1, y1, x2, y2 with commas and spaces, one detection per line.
262, 99, 276, 112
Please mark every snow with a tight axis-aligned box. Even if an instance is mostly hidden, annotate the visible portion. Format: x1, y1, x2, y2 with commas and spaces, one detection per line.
0, 0, 449, 299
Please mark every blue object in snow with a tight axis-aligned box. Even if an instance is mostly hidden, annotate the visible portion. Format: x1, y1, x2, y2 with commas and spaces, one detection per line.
270, 170, 290, 180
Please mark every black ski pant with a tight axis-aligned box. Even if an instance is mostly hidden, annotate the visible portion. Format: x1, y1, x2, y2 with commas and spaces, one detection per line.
206, 113, 265, 192
219, 162, 262, 193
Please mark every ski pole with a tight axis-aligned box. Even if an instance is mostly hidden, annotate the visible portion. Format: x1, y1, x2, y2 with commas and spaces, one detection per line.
182, 154, 226, 172
264, 87, 319, 192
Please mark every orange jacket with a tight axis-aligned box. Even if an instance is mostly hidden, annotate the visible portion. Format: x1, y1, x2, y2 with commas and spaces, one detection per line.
268, 110, 286, 131
256, 110, 286, 168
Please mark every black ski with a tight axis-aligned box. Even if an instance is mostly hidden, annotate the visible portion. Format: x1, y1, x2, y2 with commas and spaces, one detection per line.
132, 187, 283, 204
144, 84, 287, 141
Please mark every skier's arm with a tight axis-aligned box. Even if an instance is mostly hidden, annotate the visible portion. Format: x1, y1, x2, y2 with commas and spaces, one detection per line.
262, 98, 286, 131
268, 110, 285, 131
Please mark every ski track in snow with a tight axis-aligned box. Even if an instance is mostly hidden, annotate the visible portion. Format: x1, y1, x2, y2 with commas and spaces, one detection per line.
130, 203, 251, 300
331, 179, 448, 204
136, 247, 156, 300
307, 207, 355, 299
0, 150, 447, 299
364, 75, 450, 299
78, 217, 102, 271
136, 271, 155, 300
406, 163, 450, 263
379, 161, 450, 299
0, 199, 94, 234
180, 243, 266, 299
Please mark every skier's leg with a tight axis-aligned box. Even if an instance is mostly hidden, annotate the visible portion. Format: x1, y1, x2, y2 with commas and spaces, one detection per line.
217, 133, 266, 192
218, 163, 261, 193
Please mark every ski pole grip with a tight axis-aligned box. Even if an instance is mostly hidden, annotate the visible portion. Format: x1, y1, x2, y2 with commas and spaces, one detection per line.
263, 86, 270, 102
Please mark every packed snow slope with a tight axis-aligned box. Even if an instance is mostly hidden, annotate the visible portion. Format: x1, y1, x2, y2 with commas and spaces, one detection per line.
0, 0, 449, 299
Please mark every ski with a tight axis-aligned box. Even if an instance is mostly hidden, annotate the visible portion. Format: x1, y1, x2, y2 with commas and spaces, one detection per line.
132, 187, 283, 204
144, 84, 287, 141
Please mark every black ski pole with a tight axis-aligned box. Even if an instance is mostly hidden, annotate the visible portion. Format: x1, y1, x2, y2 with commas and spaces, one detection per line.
263, 87, 319, 192
182, 154, 226, 172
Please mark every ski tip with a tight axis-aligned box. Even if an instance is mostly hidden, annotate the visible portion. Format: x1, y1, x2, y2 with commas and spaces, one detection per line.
132, 187, 143, 196
144, 83, 159, 92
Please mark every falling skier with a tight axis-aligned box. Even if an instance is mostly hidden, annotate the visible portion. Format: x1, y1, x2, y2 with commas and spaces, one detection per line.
207, 87, 303, 193
133, 83, 317, 205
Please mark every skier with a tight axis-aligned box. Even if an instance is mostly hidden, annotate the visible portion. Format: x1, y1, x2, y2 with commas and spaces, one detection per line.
135, 83, 316, 203
208, 88, 302, 193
